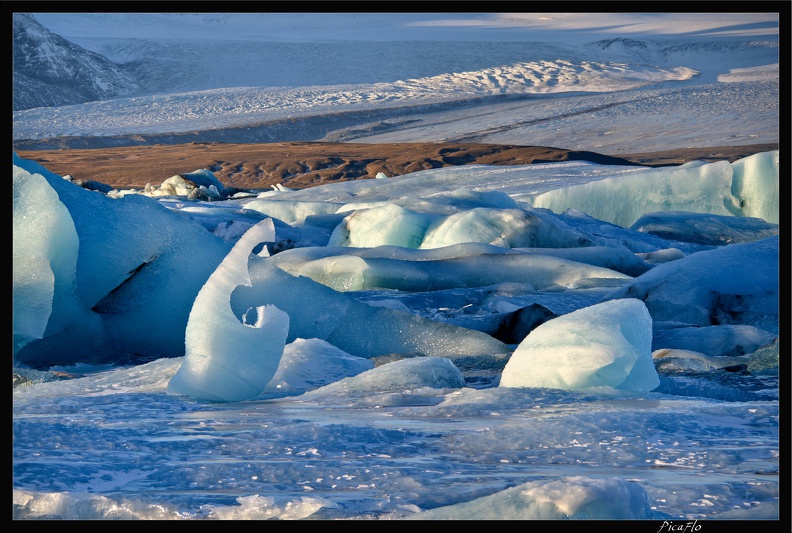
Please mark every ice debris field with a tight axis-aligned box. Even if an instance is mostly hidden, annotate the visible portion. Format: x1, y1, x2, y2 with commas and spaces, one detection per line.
13, 149, 780, 520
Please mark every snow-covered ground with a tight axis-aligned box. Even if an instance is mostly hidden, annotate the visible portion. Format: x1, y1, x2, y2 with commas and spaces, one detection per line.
12, 12, 782, 522
13, 12, 779, 154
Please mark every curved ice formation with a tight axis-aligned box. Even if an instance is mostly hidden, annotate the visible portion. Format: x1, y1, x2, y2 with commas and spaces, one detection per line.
500, 298, 659, 392
407, 476, 656, 520
234, 258, 510, 359
168, 219, 290, 402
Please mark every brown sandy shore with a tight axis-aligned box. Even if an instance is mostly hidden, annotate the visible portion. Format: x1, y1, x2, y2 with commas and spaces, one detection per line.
14, 141, 778, 192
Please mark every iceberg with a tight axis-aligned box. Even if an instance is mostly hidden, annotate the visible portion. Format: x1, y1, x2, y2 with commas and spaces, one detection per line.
304, 356, 466, 396
418, 207, 591, 249
500, 298, 659, 392
13, 154, 232, 366
652, 324, 776, 357
271, 248, 631, 292
730, 150, 779, 224
169, 219, 290, 402
629, 211, 778, 246
329, 203, 435, 248
529, 152, 779, 227
606, 236, 779, 329
13, 165, 90, 356
261, 338, 374, 397
236, 255, 511, 359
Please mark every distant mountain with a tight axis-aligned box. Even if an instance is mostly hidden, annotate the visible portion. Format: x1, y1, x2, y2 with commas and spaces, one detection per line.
13, 13, 138, 111
587, 37, 778, 70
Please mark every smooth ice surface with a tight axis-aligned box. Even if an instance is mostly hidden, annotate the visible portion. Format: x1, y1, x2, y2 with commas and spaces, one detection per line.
271, 247, 630, 292
329, 204, 435, 248
303, 356, 466, 396
13, 154, 233, 366
418, 207, 590, 249
500, 298, 659, 392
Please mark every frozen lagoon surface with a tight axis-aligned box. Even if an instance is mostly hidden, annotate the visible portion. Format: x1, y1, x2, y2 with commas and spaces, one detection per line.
12, 12, 782, 522
12, 149, 780, 521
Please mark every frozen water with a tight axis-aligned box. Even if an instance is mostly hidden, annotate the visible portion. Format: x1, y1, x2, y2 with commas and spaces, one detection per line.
329, 204, 435, 248
730, 150, 780, 224
13, 165, 82, 354
652, 324, 777, 357
530, 160, 741, 228
271, 246, 630, 293
168, 220, 290, 402
629, 211, 778, 246
606, 235, 779, 330
407, 476, 659, 520
12, 154, 232, 366
12, 146, 780, 521
500, 298, 659, 392
12, 12, 781, 522
260, 338, 374, 398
